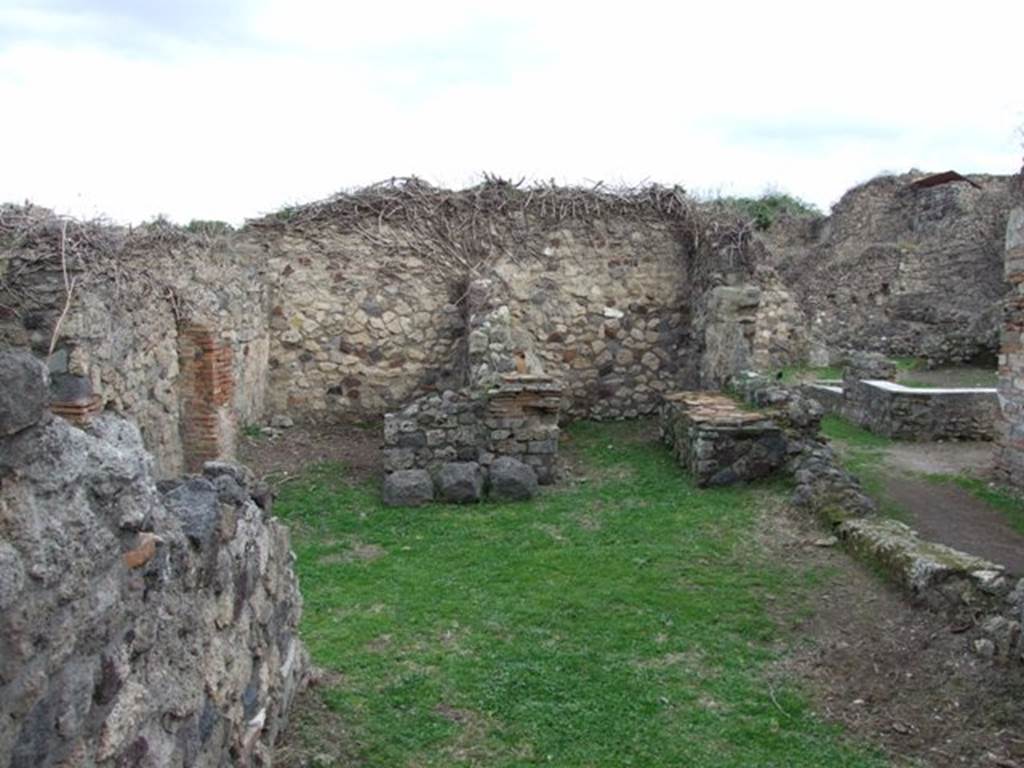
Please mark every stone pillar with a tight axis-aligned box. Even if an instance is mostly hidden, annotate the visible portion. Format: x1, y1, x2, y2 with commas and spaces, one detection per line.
996, 205, 1024, 487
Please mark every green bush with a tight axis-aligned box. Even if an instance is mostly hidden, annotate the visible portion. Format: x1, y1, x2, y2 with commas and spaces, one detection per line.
716, 193, 822, 231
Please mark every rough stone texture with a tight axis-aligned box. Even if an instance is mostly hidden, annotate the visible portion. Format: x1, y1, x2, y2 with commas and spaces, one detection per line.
827, 379, 999, 441
383, 375, 561, 489
381, 469, 435, 507
0, 407, 306, 766
488, 456, 539, 501
838, 517, 1006, 609
0, 351, 48, 436
997, 199, 1024, 488
435, 462, 484, 504
764, 172, 1014, 365
660, 391, 786, 487
733, 373, 1024, 663
0, 209, 271, 477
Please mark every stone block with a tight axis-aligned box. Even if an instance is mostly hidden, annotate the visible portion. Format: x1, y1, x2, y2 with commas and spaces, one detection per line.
0, 351, 49, 437
488, 457, 538, 502
382, 470, 434, 507
436, 462, 484, 504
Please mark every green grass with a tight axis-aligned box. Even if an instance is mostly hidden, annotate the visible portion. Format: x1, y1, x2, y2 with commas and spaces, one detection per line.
275, 421, 885, 767
241, 423, 264, 439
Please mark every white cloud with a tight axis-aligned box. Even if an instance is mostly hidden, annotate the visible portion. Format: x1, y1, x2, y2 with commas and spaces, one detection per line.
0, 0, 1020, 224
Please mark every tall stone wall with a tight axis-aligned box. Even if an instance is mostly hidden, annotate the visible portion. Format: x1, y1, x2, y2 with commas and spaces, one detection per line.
765, 172, 1014, 364
248, 189, 707, 423
997, 195, 1024, 487
0, 353, 306, 767
254, 224, 467, 420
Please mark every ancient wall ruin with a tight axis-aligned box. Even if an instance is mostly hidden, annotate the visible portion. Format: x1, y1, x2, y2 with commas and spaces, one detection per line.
1, 173, 1014, 477
765, 172, 1014, 365
0, 352, 306, 767
0, 209, 270, 477
997, 182, 1024, 488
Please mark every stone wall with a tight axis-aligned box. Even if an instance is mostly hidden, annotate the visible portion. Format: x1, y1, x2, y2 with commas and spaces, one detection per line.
838, 379, 999, 441
0, 352, 306, 767
765, 172, 1014, 365
0, 209, 270, 477
997, 195, 1024, 487
383, 375, 561, 485
252, 200, 700, 423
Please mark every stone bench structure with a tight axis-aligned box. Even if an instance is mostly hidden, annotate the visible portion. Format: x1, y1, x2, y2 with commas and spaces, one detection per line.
659, 391, 786, 487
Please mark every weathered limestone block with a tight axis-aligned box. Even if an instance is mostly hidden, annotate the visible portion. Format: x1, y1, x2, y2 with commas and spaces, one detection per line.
838, 517, 1005, 606
382, 469, 435, 507
436, 462, 484, 504
488, 457, 539, 501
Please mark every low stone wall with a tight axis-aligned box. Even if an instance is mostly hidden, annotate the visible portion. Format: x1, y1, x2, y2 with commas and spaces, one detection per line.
807, 379, 999, 441
659, 391, 786, 487
0, 353, 306, 767
733, 373, 1023, 664
383, 375, 561, 485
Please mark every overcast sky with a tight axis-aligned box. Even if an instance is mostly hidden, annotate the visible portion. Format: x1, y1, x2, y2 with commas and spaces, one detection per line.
1, 1, 1021, 225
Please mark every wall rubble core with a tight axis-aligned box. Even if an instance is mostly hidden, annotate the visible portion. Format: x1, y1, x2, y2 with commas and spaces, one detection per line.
0, 352, 307, 767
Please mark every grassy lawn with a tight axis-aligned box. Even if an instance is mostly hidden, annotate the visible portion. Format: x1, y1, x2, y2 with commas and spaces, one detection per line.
275, 421, 885, 767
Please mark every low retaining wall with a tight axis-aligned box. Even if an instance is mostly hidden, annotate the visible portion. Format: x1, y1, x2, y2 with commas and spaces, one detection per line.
732, 373, 1024, 665
807, 380, 999, 440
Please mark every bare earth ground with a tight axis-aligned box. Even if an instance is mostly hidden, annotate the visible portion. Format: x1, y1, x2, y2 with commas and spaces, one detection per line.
763, 500, 1024, 768
239, 422, 382, 487
256, 424, 1024, 768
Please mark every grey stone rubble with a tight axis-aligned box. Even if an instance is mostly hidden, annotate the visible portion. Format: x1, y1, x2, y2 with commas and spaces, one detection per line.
0, 350, 50, 436
381, 469, 435, 507
382, 373, 559, 505
0, 352, 307, 767
488, 456, 539, 501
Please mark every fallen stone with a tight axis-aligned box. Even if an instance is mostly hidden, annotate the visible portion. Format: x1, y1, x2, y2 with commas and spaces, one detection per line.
382, 470, 434, 507
0, 351, 49, 437
436, 462, 484, 504
488, 457, 538, 501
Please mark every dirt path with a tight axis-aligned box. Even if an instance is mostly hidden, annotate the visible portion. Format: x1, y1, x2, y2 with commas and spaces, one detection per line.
885, 476, 1024, 574
865, 441, 1024, 576
239, 422, 382, 487
765, 501, 1024, 768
